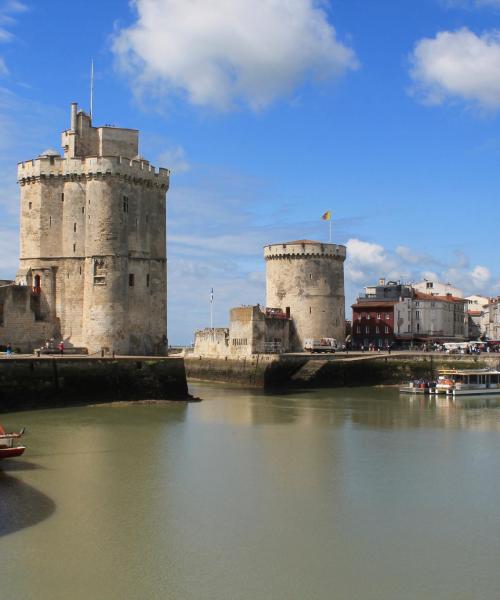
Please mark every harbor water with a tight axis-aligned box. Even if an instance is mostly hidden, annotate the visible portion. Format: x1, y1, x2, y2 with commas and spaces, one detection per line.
2, 383, 500, 600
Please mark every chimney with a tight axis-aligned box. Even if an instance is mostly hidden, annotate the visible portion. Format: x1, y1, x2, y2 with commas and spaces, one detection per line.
71, 102, 78, 131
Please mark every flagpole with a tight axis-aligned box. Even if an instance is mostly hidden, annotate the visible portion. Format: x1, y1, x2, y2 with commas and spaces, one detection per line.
329, 218, 332, 243
210, 288, 214, 341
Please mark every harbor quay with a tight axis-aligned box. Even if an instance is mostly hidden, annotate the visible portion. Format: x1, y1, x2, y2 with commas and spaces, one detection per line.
0, 355, 189, 412
185, 351, 500, 389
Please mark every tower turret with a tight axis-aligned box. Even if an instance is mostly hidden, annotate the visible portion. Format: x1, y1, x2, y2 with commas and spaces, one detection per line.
17, 102, 170, 355
264, 240, 346, 351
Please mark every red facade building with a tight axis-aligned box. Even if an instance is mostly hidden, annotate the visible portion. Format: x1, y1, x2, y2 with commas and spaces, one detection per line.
351, 300, 397, 349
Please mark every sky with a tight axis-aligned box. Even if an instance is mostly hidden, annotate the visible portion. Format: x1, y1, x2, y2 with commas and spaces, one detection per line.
1, 0, 500, 344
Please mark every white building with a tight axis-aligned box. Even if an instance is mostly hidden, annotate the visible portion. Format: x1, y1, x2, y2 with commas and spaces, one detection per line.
484, 298, 500, 340
414, 279, 463, 299
465, 295, 489, 339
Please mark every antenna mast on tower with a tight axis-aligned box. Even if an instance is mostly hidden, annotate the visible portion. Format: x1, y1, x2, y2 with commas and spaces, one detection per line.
90, 59, 94, 121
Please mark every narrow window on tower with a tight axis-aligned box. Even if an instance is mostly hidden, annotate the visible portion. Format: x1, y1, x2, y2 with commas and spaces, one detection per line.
49, 216, 52, 227
73, 222, 77, 232
123, 196, 129, 213
146, 274, 150, 288
73, 243, 76, 253
28, 202, 32, 210
61, 193, 64, 202
81, 206, 84, 214
129, 274, 135, 287
309, 307, 312, 314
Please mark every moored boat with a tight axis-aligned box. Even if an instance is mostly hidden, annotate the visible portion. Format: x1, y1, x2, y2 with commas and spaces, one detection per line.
400, 368, 500, 396
434, 369, 500, 396
0, 424, 26, 460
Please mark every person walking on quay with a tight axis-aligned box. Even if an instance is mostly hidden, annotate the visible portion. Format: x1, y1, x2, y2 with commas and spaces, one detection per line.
58, 340, 64, 356
6, 343, 12, 357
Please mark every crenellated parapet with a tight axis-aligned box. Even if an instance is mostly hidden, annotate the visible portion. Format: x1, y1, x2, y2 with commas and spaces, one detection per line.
264, 240, 346, 261
17, 155, 170, 189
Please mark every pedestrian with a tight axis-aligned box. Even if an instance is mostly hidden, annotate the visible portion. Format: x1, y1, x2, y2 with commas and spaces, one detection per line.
59, 340, 64, 356
6, 343, 12, 357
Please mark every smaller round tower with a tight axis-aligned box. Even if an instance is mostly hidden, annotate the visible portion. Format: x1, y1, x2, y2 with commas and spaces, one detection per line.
264, 240, 346, 351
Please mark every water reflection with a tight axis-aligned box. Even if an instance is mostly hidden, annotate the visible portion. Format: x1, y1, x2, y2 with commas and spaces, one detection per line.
191, 384, 500, 432
0, 468, 55, 537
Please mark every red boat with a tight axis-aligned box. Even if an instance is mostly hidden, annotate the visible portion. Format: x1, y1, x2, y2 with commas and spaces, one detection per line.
0, 424, 26, 460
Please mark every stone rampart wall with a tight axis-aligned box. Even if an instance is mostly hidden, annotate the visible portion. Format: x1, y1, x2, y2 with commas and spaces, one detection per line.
0, 357, 189, 412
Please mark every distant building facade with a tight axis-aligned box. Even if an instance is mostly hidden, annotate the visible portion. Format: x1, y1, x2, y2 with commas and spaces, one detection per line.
484, 297, 500, 340
1, 102, 169, 354
352, 279, 468, 348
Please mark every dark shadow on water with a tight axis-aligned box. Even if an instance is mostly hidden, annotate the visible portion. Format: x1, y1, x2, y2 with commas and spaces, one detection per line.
0, 459, 43, 472
0, 470, 55, 537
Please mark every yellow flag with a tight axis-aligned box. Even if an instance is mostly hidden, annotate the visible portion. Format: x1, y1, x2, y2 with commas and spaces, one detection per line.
322, 211, 331, 221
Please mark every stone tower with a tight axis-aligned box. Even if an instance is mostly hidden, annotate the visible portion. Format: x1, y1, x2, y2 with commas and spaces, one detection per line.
264, 240, 346, 350
16, 103, 170, 355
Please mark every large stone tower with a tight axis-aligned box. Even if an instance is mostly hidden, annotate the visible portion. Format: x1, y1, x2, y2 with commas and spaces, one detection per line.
16, 102, 169, 355
264, 240, 346, 351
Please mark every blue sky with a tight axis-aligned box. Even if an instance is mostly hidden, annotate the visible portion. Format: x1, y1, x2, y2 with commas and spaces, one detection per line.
1, 0, 500, 343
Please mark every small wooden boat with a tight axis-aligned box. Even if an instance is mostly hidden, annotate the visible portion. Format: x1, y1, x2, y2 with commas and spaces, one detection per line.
0, 425, 26, 460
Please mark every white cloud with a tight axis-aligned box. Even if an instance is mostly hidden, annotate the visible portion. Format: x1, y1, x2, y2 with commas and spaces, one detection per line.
157, 145, 190, 173
410, 28, 500, 109
0, 0, 27, 74
113, 0, 358, 111
346, 238, 388, 267
470, 265, 491, 286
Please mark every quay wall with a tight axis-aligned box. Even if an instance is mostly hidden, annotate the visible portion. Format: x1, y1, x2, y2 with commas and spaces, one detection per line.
0, 356, 189, 412
186, 354, 500, 389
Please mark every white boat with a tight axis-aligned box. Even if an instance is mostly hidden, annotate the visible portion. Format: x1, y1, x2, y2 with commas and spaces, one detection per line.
434, 369, 500, 396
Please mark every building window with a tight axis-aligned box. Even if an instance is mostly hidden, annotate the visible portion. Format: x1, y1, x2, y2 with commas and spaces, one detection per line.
365, 326, 369, 334
73, 243, 76, 253
309, 307, 311, 314
417, 323, 420, 332
129, 274, 135, 287
385, 326, 389, 334
358, 314, 361, 321
123, 196, 129, 213
356, 326, 361, 334
146, 274, 150, 288
61, 193, 64, 202
81, 206, 85, 214
415, 310, 420, 320
28, 201, 32, 210
93, 258, 106, 285
73, 222, 77, 232
385, 313, 390, 320
426, 282, 433, 289
376, 326, 380, 334
49, 216, 52, 227
376, 313, 381, 320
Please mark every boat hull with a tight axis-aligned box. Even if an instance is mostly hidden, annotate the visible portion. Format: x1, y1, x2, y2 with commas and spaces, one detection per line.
0, 446, 26, 460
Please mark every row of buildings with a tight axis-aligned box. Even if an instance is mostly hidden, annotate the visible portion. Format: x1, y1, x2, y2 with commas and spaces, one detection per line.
351, 278, 500, 349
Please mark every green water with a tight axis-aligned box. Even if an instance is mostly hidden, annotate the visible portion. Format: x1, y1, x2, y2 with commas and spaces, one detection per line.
1, 384, 500, 600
